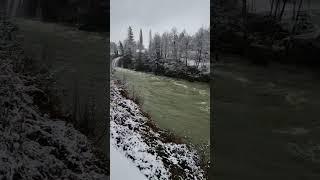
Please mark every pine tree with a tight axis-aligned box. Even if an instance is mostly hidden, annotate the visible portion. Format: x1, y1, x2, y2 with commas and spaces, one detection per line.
119, 41, 124, 55
128, 26, 134, 44
153, 33, 162, 73
154, 34, 161, 59
138, 29, 144, 51
136, 29, 145, 70
123, 26, 135, 68
148, 29, 152, 55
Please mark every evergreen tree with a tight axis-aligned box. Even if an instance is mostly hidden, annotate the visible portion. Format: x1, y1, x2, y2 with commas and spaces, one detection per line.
138, 29, 144, 51
136, 29, 145, 70
123, 26, 135, 68
148, 29, 152, 56
128, 26, 134, 44
118, 41, 124, 55
154, 34, 161, 59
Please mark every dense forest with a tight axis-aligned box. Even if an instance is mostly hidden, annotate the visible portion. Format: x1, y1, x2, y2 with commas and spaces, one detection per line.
3, 0, 108, 31
111, 26, 210, 82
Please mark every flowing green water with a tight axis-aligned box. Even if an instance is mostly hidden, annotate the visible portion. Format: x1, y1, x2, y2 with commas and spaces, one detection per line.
114, 67, 210, 154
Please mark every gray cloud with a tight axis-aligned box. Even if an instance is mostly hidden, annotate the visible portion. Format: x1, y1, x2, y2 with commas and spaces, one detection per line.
110, 0, 210, 47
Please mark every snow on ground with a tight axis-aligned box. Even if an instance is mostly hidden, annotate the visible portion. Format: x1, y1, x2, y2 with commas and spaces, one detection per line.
110, 80, 206, 180
110, 145, 148, 180
0, 18, 108, 179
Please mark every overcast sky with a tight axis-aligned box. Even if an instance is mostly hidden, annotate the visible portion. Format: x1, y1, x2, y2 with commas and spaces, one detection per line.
110, 0, 210, 48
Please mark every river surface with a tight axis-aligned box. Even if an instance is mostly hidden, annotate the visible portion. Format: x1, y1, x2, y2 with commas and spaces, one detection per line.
113, 67, 210, 155
214, 55, 320, 179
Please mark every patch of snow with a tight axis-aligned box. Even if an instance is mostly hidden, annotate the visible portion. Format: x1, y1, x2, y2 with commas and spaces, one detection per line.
110, 145, 148, 180
0, 19, 108, 179
110, 80, 206, 180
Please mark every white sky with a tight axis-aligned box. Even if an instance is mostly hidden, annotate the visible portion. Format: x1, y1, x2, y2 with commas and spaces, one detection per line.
110, 0, 210, 48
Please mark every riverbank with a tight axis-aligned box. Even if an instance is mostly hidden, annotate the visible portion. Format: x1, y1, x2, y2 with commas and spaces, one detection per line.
112, 66, 210, 159
110, 79, 208, 179
0, 17, 108, 179
117, 56, 211, 83
14, 18, 108, 156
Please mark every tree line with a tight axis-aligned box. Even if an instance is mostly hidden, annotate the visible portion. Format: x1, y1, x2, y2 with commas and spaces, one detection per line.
111, 26, 210, 71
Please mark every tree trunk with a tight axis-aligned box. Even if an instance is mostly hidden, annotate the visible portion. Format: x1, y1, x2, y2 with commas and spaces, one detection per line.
185, 49, 188, 68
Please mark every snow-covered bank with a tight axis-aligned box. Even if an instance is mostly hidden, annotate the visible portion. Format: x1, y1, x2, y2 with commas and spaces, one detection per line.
0, 18, 108, 179
110, 145, 148, 180
110, 80, 207, 180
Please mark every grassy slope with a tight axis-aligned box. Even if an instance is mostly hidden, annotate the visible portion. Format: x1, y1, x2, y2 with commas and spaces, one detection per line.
13, 18, 109, 155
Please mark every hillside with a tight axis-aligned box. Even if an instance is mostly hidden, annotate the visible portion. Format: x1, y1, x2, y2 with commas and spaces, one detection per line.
0, 16, 108, 180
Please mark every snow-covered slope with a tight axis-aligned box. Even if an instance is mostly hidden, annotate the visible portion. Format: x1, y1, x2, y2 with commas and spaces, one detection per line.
110, 145, 148, 180
0, 18, 108, 179
110, 80, 206, 180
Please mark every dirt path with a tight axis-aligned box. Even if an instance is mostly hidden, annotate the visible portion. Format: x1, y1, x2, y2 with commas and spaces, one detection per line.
13, 18, 109, 156
213, 55, 320, 179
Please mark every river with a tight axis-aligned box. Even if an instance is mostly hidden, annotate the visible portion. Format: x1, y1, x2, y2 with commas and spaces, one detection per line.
214, 55, 320, 179
113, 66, 210, 157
